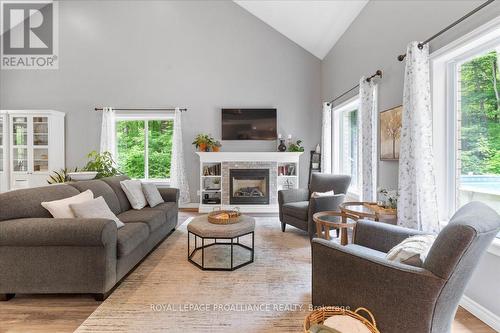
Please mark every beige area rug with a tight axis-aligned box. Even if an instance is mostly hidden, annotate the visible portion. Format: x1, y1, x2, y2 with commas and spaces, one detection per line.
76, 217, 313, 333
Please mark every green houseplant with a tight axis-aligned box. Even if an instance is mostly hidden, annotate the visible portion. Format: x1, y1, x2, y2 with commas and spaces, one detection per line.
192, 134, 211, 151
288, 139, 304, 152
210, 140, 222, 152
47, 167, 79, 184
83, 151, 121, 178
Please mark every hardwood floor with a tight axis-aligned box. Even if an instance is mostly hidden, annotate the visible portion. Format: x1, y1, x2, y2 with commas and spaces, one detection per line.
0, 211, 495, 333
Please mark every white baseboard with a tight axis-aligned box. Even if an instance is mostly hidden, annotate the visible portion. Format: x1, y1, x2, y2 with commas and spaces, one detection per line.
461, 296, 500, 332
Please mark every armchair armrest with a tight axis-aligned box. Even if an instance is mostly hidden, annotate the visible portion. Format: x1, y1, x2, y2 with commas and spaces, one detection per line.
158, 187, 179, 203
354, 219, 430, 253
312, 238, 444, 332
0, 218, 117, 247
278, 188, 309, 205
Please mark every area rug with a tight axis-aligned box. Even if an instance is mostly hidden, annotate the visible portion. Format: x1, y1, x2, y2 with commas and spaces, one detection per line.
75, 217, 312, 333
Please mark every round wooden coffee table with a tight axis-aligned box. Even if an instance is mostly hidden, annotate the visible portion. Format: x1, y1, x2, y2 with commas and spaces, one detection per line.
187, 214, 255, 271
313, 211, 358, 245
339, 202, 397, 223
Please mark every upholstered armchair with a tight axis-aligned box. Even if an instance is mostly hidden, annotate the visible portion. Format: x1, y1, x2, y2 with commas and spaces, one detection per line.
312, 201, 500, 333
278, 173, 351, 238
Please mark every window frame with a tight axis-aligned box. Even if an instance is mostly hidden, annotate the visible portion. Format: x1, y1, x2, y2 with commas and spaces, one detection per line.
114, 111, 174, 185
331, 95, 361, 198
432, 16, 500, 222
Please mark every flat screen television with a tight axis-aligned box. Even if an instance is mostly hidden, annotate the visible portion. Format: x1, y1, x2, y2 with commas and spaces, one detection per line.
222, 108, 277, 140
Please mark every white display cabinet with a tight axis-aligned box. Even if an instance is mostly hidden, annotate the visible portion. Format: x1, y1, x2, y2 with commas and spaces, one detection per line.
0, 111, 7, 192
4, 110, 65, 190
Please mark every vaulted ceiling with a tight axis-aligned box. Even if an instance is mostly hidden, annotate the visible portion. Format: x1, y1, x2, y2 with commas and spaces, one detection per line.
234, 0, 368, 59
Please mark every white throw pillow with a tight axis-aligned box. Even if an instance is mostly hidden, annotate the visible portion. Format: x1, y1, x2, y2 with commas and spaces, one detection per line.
70, 196, 125, 228
142, 183, 164, 208
311, 190, 335, 198
41, 190, 94, 218
120, 179, 147, 210
386, 234, 437, 267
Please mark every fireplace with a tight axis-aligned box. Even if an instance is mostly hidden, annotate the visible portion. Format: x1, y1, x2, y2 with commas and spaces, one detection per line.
229, 169, 270, 205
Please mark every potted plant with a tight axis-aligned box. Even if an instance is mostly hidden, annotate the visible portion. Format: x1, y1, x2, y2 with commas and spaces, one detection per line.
47, 167, 79, 184
192, 134, 211, 152
82, 151, 121, 179
211, 140, 222, 152
288, 139, 305, 152
378, 188, 399, 209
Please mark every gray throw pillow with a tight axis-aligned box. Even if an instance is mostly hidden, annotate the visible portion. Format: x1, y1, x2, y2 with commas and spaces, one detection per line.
70, 196, 125, 229
142, 183, 164, 208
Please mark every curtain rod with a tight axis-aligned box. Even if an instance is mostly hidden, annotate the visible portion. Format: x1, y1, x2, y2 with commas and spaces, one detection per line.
94, 107, 187, 112
397, 0, 495, 61
326, 70, 383, 106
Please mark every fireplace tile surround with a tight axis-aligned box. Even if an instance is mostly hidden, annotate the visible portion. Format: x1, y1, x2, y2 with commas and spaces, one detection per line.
196, 152, 303, 213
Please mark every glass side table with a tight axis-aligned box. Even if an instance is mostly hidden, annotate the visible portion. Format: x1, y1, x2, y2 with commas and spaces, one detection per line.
312, 211, 358, 245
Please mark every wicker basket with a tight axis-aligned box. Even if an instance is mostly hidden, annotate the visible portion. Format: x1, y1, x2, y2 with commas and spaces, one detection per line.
304, 307, 379, 333
207, 208, 241, 225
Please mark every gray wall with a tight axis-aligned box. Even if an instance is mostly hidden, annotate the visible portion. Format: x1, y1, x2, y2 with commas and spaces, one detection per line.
0, 0, 322, 201
321, 0, 500, 190
321, 0, 500, 323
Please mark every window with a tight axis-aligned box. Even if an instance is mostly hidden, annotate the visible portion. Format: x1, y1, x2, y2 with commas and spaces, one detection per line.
332, 97, 360, 196
457, 49, 500, 214
115, 115, 173, 182
432, 17, 500, 223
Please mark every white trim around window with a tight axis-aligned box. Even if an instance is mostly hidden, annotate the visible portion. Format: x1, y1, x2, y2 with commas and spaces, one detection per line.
431, 16, 500, 255
431, 16, 500, 223
331, 95, 361, 199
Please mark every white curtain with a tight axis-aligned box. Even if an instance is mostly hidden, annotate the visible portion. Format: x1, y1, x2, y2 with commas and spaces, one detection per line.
397, 42, 439, 233
359, 77, 377, 202
321, 102, 332, 173
170, 107, 191, 205
100, 107, 116, 155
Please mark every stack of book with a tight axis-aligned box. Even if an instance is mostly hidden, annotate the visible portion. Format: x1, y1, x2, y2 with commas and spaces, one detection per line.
203, 164, 221, 176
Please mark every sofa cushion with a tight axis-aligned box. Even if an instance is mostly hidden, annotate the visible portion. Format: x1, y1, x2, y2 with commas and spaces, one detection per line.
117, 222, 149, 258
0, 184, 80, 222
145, 202, 177, 221
101, 175, 132, 212
69, 180, 121, 215
282, 201, 309, 221
345, 244, 386, 259
117, 209, 166, 232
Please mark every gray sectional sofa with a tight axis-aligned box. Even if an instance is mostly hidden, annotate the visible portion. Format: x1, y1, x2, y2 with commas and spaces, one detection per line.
0, 175, 178, 301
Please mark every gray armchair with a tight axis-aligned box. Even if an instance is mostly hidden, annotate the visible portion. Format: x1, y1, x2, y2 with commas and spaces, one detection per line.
278, 173, 351, 238
312, 201, 500, 333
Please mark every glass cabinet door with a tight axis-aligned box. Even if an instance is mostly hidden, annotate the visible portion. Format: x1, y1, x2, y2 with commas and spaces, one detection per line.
32, 116, 49, 172
0, 117, 3, 172
12, 117, 28, 172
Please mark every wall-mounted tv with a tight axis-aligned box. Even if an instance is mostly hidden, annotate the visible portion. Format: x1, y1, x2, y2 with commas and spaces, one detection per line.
222, 108, 277, 140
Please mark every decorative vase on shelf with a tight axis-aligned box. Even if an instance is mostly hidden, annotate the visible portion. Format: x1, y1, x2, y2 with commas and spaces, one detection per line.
278, 139, 287, 152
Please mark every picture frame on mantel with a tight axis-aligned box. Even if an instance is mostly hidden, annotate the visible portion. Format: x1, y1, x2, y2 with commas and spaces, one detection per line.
380, 105, 402, 161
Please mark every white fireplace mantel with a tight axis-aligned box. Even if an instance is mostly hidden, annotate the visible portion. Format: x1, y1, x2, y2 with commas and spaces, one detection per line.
196, 152, 304, 213
196, 152, 303, 163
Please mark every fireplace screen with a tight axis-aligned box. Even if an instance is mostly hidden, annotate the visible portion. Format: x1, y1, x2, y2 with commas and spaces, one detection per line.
230, 169, 270, 205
